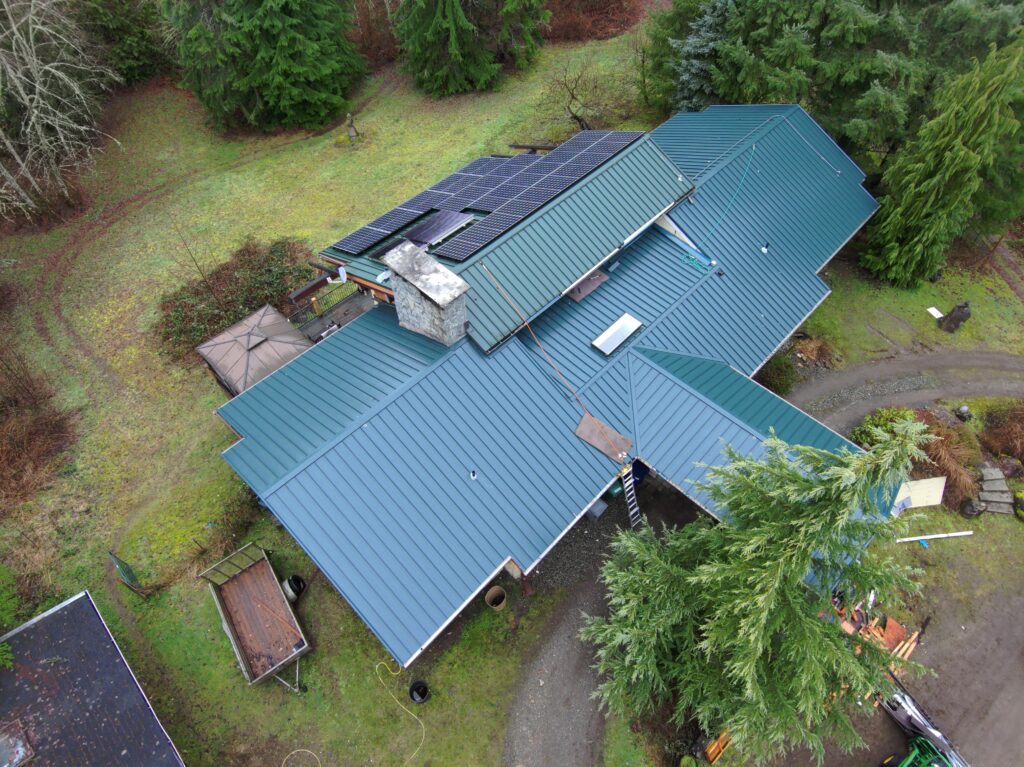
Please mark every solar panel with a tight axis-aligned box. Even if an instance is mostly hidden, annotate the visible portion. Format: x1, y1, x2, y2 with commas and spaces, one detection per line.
333, 226, 391, 255
406, 210, 474, 245
405, 189, 453, 210
473, 191, 520, 211
332, 131, 645, 259
366, 207, 422, 232
459, 157, 507, 175
431, 173, 476, 192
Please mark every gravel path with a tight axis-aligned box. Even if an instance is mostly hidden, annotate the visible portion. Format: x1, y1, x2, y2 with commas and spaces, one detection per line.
502, 502, 624, 767
788, 351, 1024, 432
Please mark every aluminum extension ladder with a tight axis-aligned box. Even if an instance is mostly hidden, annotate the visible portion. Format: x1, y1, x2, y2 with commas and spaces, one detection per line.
621, 464, 643, 528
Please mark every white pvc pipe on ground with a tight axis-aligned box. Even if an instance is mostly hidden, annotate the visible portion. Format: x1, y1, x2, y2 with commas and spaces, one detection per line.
895, 531, 974, 543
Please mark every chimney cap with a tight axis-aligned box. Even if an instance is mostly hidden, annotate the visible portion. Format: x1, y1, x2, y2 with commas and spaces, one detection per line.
382, 241, 470, 307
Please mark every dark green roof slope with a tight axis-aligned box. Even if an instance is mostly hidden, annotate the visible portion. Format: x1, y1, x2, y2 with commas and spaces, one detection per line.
459, 136, 692, 350
635, 348, 856, 453
651, 104, 864, 184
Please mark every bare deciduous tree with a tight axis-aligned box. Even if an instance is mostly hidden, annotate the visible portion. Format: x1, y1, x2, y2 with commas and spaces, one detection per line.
541, 54, 632, 134
0, 0, 115, 219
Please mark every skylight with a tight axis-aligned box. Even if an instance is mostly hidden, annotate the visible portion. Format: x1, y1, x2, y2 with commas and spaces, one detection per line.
593, 313, 642, 355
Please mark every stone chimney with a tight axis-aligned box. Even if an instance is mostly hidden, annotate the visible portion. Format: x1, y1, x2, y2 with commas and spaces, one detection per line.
382, 241, 471, 346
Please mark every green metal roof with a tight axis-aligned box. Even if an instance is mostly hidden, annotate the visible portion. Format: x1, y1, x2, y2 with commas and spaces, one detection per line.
219, 105, 879, 666
650, 104, 865, 184
626, 348, 857, 511
219, 306, 448, 494
457, 136, 691, 350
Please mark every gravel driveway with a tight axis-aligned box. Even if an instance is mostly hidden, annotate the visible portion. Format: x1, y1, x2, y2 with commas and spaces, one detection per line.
788, 351, 1024, 433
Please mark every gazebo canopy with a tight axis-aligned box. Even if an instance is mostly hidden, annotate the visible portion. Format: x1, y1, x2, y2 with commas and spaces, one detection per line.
197, 305, 311, 396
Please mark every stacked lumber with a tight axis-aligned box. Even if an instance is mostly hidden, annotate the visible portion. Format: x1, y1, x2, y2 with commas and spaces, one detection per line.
705, 729, 732, 764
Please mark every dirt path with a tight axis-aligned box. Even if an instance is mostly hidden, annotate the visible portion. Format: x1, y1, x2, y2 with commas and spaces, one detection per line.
501, 499, 628, 767
789, 351, 1024, 432
503, 578, 609, 767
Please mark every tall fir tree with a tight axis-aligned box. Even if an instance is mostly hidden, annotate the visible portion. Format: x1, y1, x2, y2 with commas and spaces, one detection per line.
583, 420, 929, 764
670, 0, 729, 112
393, 0, 498, 95
394, 0, 547, 97
863, 38, 1023, 286
635, 0, 702, 113
971, 85, 1024, 237
165, 0, 365, 130
661, 1, 1019, 181
479, 0, 549, 71
234, 0, 365, 128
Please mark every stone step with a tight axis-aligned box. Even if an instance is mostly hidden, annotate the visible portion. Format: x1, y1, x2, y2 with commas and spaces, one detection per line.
986, 503, 1015, 515
982, 479, 1010, 493
980, 491, 1014, 504
980, 466, 1005, 481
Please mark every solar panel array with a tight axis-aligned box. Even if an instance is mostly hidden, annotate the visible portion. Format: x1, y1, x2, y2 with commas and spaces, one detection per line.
330, 130, 646, 261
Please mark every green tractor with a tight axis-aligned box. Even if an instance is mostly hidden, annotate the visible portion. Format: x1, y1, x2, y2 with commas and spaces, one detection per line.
881, 736, 959, 767
878, 678, 970, 767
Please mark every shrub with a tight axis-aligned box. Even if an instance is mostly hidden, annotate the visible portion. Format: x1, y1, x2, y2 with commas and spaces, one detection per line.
915, 409, 978, 509
754, 354, 796, 396
979, 402, 1024, 462
850, 407, 916, 448
156, 237, 315, 358
542, 0, 645, 42
0, 344, 73, 507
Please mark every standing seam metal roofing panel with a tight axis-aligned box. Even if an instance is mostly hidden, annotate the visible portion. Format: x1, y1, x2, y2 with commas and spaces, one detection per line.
261, 339, 619, 664
525, 226, 709, 388
625, 349, 856, 513
459, 137, 692, 350
218, 307, 449, 493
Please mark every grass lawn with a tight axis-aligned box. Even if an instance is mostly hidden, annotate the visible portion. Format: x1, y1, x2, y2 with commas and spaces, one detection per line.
805, 257, 1024, 367
0, 36, 638, 765
602, 713, 654, 766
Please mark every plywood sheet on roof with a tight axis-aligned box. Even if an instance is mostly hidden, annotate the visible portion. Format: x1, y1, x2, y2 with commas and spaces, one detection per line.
576, 412, 631, 462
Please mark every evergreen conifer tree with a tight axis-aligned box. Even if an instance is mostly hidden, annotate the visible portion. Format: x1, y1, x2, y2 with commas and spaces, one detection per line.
635, 0, 702, 113
670, 0, 728, 111
863, 39, 1023, 286
971, 86, 1024, 237
394, 0, 546, 97
165, 0, 365, 129
583, 420, 929, 764
393, 0, 499, 96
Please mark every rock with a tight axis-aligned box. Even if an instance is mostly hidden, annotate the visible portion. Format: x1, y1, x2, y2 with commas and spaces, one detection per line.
998, 457, 1024, 478
981, 479, 1010, 493
980, 466, 1005, 481
980, 491, 1013, 504
986, 503, 1015, 515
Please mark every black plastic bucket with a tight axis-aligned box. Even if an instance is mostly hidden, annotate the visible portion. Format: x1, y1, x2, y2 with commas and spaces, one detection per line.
409, 680, 430, 704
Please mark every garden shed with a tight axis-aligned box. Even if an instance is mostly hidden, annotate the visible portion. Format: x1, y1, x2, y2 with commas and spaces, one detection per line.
196, 304, 311, 396
0, 591, 184, 766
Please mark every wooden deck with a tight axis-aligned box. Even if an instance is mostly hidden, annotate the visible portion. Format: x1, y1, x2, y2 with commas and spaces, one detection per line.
217, 558, 305, 679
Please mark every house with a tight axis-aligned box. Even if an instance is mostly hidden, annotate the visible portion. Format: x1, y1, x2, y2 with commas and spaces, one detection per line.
0, 591, 184, 766
215, 105, 878, 667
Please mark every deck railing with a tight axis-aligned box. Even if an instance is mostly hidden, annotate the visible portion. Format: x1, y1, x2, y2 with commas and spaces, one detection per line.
287, 280, 351, 328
